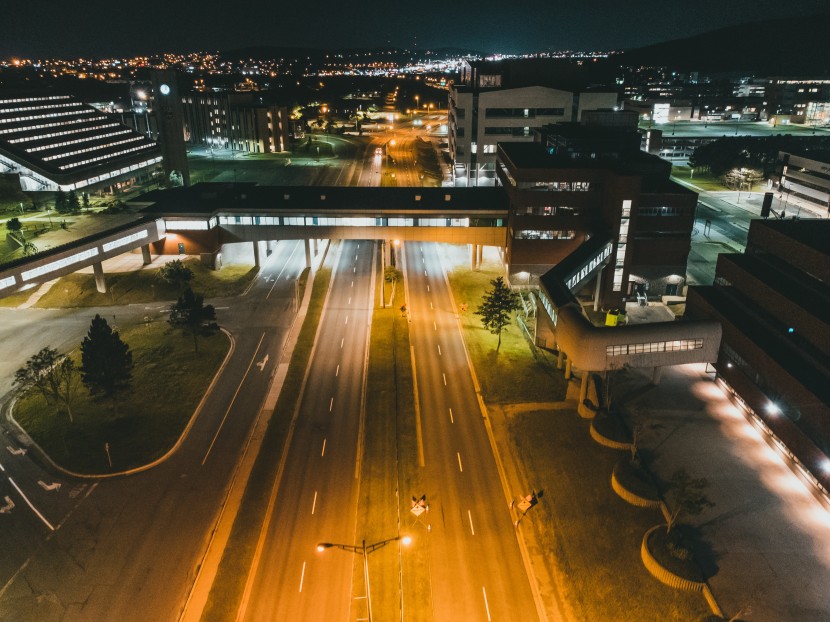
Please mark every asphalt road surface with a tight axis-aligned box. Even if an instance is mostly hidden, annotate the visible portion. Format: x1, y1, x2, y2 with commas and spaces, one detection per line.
238, 239, 375, 620
0, 240, 309, 621
405, 241, 540, 621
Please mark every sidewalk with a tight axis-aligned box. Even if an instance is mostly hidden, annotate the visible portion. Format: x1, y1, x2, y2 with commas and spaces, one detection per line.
615, 364, 830, 622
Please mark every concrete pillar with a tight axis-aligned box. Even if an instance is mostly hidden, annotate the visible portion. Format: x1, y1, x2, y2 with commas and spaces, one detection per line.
470, 244, 476, 271
557, 349, 564, 369
252, 240, 261, 268
652, 366, 663, 386
477, 244, 483, 268
141, 244, 152, 265
312, 238, 318, 255
93, 261, 107, 293
385, 240, 393, 267
564, 358, 572, 380
593, 265, 603, 312
304, 238, 312, 268
578, 371, 593, 418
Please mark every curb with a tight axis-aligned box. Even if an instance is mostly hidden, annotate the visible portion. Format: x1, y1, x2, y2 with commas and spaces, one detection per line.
610, 462, 661, 509
5, 327, 236, 480
589, 419, 633, 451
641, 525, 724, 618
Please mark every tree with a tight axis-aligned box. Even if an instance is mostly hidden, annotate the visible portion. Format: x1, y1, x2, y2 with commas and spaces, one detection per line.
80, 315, 133, 413
82, 192, 90, 210
158, 259, 194, 293
384, 266, 401, 284
475, 276, 521, 352
664, 468, 714, 533
168, 288, 219, 352
14, 347, 81, 422
67, 190, 81, 213
54, 189, 68, 214
6, 217, 23, 240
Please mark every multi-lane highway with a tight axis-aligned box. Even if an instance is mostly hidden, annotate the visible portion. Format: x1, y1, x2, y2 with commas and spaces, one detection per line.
238, 239, 375, 620
0, 240, 309, 621
405, 241, 541, 621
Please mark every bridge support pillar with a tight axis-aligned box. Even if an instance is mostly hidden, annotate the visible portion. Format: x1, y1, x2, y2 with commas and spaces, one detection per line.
477, 244, 483, 269
593, 265, 604, 311
557, 349, 564, 369
304, 238, 312, 268
577, 371, 593, 418
252, 241, 261, 268
313, 238, 318, 256
384, 240, 393, 267
93, 261, 107, 293
141, 244, 152, 265
652, 366, 663, 386
564, 357, 572, 380
470, 244, 476, 271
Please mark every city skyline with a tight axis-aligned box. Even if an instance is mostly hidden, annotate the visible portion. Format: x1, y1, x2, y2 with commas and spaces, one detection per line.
1, 0, 829, 59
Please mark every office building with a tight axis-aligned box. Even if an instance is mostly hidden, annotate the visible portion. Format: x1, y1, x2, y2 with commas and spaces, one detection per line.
770, 150, 830, 215
686, 219, 830, 495
448, 59, 618, 186
0, 92, 161, 192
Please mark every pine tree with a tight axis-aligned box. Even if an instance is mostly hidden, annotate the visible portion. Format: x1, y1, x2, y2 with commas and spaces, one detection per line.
80, 315, 133, 413
54, 189, 68, 214
67, 190, 81, 213
475, 276, 521, 352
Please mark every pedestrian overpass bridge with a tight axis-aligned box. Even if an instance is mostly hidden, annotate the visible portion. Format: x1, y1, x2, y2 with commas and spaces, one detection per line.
1, 182, 721, 397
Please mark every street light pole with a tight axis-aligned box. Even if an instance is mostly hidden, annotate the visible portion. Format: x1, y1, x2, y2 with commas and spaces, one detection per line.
316, 535, 411, 622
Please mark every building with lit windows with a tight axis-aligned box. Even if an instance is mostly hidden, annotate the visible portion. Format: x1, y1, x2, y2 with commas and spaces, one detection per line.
497, 140, 697, 309
686, 218, 830, 496
764, 77, 830, 120
0, 92, 162, 192
770, 150, 830, 215
180, 93, 292, 154
448, 59, 617, 186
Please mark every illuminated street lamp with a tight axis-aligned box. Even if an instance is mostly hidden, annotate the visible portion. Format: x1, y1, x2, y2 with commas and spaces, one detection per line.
316, 535, 411, 622
414, 95, 419, 113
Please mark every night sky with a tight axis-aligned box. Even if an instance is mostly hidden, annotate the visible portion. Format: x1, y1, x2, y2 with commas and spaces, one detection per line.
2, 0, 828, 58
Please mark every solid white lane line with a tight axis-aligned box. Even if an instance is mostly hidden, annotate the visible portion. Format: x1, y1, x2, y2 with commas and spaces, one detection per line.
202, 332, 266, 465
468, 510, 475, 535
266, 240, 301, 300
312, 491, 318, 515
482, 587, 492, 621
433, 321, 437, 331
341, 338, 345, 349
437, 345, 442, 356
8, 478, 54, 531
321, 438, 327, 456
457, 452, 463, 472
299, 562, 306, 592
330, 397, 334, 412
336, 364, 340, 377
449, 408, 454, 424
443, 373, 447, 386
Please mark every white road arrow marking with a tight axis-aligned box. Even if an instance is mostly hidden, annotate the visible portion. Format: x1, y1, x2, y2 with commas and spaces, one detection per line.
256, 354, 269, 371
38, 481, 62, 492
0, 496, 13, 514
6, 446, 26, 456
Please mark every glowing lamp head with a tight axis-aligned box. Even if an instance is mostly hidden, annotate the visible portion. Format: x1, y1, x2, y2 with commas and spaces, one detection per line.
159, 83, 171, 96
401, 535, 412, 546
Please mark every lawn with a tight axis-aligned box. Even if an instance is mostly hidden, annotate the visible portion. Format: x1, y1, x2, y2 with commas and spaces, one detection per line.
13, 319, 229, 474
201, 258, 331, 622
351, 254, 431, 621
446, 266, 566, 403
509, 408, 711, 621
35, 258, 257, 308
671, 166, 730, 192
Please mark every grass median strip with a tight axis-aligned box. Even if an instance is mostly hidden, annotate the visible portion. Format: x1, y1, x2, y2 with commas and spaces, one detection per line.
201, 262, 330, 622
351, 252, 430, 621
